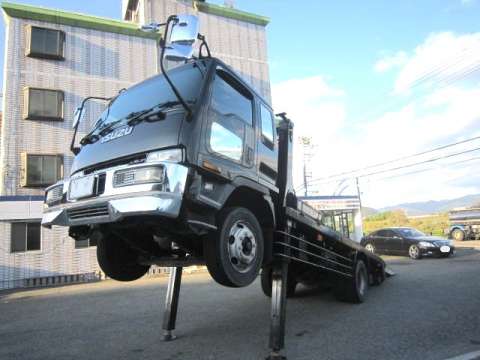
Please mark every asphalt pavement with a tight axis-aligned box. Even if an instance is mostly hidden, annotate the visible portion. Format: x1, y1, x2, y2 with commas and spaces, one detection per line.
1, 248, 480, 360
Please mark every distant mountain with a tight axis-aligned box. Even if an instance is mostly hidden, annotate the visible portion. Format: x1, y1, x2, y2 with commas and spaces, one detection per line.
362, 207, 378, 217
378, 193, 480, 216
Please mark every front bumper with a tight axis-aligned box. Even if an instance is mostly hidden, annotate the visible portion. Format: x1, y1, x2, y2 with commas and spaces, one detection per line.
42, 161, 189, 228
419, 245, 455, 257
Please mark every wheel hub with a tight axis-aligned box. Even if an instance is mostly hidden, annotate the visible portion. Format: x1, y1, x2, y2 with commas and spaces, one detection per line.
227, 221, 257, 273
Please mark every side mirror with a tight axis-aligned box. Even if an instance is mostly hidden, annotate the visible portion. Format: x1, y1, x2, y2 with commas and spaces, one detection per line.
164, 15, 199, 62
169, 15, 199, 45
72, 106, 85, 129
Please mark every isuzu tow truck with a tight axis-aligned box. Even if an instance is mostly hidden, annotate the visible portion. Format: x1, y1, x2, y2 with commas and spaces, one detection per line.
42, 15, 389, 359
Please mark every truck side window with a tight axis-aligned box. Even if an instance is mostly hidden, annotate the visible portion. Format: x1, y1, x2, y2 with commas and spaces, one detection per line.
208, 69, 253, 162
260, 104, 275, 148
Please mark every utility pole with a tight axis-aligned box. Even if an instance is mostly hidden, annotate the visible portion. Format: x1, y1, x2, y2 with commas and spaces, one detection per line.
299, 136, 314, 196
355, 177, 363, 210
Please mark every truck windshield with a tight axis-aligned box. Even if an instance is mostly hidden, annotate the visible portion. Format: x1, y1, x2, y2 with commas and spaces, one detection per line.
91, 62, 205, 132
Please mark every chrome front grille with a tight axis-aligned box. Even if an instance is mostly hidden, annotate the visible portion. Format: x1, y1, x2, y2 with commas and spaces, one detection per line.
67, 205, 109, 220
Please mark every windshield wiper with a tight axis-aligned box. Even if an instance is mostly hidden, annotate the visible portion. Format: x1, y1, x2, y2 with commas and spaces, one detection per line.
126, 101, 182, 126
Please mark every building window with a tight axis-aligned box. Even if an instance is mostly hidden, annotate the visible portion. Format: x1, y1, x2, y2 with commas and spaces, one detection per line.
26, 26, 65, 60
24, 88, 64, 121
75, 238, 97, 249
11, 222, 41, 253
20, 153, 63, 188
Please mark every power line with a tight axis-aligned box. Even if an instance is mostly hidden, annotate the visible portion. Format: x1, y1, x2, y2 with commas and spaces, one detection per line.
297, 135, 480, 189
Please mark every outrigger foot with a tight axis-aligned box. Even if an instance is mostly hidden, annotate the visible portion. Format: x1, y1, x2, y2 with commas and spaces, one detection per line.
162, 267, 183, 341
266, 351, 287, 360
163, 330, 177, 341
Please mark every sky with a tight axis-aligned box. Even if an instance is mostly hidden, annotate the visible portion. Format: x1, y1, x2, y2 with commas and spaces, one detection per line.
1, 0, 480, 208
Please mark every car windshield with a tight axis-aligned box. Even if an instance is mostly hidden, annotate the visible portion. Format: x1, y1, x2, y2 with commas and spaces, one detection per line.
92, 61, 206, 131
396, 228, 426, 237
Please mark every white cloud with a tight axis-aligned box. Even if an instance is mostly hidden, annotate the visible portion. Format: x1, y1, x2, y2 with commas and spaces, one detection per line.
375, 32, 480, 94
271, 76, 346, 192
272, 76, 480, 207
374, 51, 408, 73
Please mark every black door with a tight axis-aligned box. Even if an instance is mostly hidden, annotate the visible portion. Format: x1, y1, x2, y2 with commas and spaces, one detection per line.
384, 229, 403, 254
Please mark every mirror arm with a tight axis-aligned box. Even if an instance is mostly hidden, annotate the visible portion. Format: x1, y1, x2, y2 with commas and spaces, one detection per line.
198, 34, 211, 58
160, 15, 192, 120
70, 95, 112, 155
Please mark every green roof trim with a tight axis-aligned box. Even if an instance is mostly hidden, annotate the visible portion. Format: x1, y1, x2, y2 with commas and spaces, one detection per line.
1, 2, 160, 39
195, 1, 269, 26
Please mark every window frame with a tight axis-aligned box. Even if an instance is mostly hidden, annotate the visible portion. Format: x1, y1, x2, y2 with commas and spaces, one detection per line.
259, 102, 275, 150
10, 222, 42, 253
206, 67, 254, 164
20, 153, 64, 188
25, 25, 65, 60
74, 237, 97, 249
23, 87, 65, 121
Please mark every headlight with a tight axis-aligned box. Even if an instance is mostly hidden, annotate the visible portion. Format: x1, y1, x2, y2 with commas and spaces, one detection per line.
419, 241, 435, 248
113, 166, 164, 187
45, 183, 64, 206
146, 148, 183, 163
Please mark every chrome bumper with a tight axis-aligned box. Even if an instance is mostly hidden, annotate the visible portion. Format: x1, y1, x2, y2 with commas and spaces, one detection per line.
42, 161, 188, 228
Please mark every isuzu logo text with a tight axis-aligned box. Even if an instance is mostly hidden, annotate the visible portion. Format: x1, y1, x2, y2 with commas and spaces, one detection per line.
101, 126, 133, 143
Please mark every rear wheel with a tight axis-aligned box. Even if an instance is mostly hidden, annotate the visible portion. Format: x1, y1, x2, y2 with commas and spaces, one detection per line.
260, 265, 297, 298
96, 231, 150, 281
334, 259, 368, 303
408, 244, 421, 260
204, 207, 264, 288
451, 229, 465, 242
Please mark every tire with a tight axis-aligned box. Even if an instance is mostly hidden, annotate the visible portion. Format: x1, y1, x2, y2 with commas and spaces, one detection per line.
364, 243, 375, 254
204, 207, 264, 288
408, 245, 422, 260
260, 265, 297, 298
96, 231, 150, 282
451, 229, 465, 242
334, 259, 368, 303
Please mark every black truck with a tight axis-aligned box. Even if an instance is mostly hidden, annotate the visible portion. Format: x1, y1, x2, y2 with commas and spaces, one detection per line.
42, 15, 389, 359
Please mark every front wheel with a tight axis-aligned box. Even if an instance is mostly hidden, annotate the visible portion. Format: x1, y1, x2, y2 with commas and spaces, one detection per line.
408, 244, 422, 260
96, 231, 150, 281
204, 207, 264, 288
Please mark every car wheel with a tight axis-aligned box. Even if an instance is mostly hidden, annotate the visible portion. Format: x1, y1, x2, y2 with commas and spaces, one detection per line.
96, 231, 150, 282
334, 259, 368, 303
408, 244, 422, 260
451, 229, 465, 242
364, 243, 375, 254
260, 265, 297, 298
204, 207, 264, 288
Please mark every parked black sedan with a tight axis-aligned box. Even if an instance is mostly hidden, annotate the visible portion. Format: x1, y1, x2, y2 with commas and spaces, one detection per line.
361, 227, 455, 259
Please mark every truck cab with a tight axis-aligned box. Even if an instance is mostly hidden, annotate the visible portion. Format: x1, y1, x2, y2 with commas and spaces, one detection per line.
43, 53, 278, 287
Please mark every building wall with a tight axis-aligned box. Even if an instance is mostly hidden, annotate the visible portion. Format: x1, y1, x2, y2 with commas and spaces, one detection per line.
133, 0, 271, 101
1, 17, 158, 196
0, 16, 158, 289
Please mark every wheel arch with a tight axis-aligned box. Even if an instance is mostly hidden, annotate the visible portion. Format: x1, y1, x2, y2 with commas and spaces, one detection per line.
222, 186, 276, 264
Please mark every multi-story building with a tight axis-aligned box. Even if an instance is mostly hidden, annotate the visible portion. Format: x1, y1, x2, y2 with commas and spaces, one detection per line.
0, 0, 270, 289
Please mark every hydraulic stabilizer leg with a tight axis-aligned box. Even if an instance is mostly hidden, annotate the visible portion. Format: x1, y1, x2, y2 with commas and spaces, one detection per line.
267, 260, 288, 360
162, 266, 183, 341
